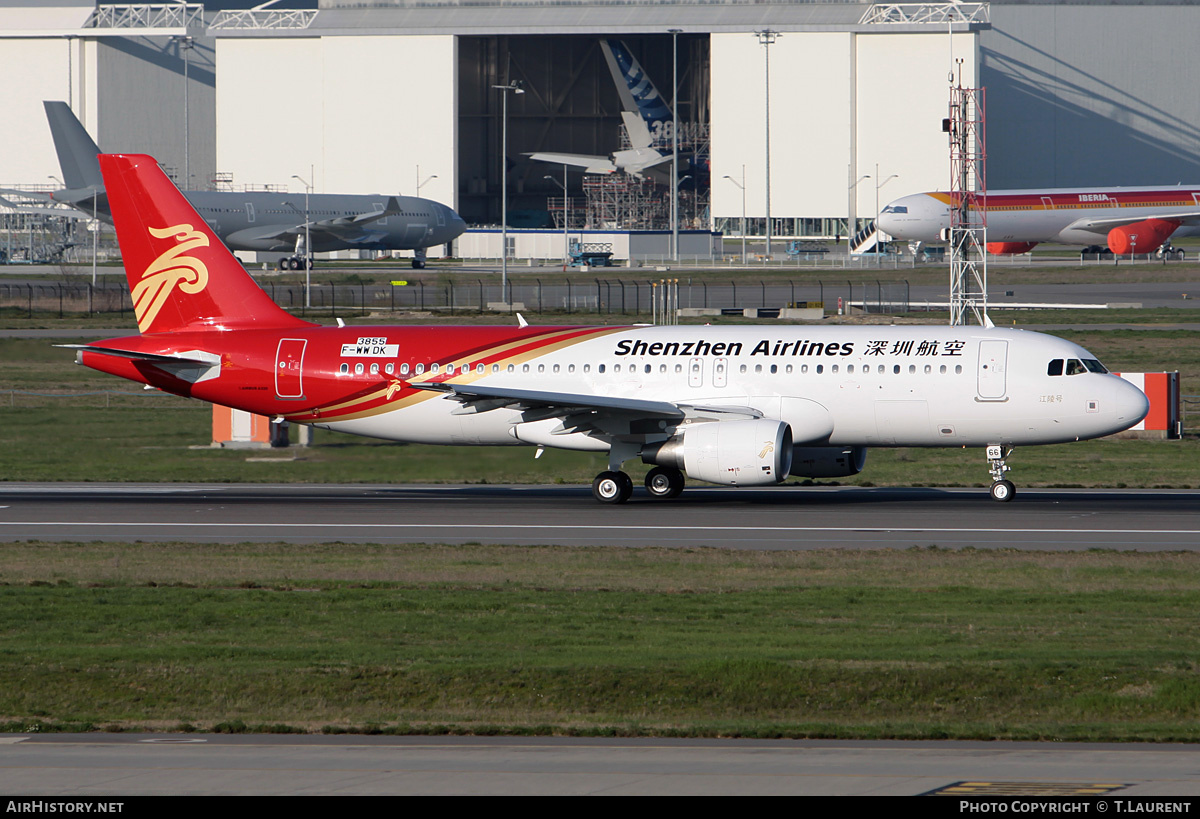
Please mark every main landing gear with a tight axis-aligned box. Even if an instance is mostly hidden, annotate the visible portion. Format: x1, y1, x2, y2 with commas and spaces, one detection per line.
277, 255, 312, 271
591, 466, 686, 504
987, 444, 1016, 502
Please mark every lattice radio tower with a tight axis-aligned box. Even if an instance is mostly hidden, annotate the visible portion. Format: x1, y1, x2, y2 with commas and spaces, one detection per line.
946, 62, 988, 326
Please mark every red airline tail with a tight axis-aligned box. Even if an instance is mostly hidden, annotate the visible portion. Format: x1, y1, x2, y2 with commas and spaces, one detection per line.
98, 153, 313, 334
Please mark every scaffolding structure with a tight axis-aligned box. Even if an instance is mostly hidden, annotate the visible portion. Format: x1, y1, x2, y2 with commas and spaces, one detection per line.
583, 174, 668, 230
947, 75, 988, 327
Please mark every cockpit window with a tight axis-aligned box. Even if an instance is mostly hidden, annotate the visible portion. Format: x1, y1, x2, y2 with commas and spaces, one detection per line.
1065, 359, 1087, 375
1082, 358, 1108, 374
1047, 359, 1063, 376
881, 205, 908, 214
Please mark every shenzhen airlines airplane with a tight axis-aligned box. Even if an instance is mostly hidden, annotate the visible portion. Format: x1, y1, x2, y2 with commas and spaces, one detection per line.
876, 186, 1200, 255
69, 154, 1149, 503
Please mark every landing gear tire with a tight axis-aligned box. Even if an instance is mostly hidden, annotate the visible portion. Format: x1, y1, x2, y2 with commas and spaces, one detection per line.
287, 257, 302, 271
593, 471, 633, 504
645, 466, 685, 499
990, 479, 1016, 503
412, 259, 426, 270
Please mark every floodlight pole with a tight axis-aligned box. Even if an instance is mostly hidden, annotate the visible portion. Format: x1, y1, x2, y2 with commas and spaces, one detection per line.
493, 80, 524, 304
756, 30, 778, 260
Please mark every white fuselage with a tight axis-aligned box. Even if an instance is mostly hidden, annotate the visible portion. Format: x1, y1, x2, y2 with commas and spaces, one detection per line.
877, 186, 1200, 246
312, 325, 1148, 457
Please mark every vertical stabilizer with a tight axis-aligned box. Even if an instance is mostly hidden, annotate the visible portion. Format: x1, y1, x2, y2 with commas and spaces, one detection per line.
44, 101, 104, 190
98, 153, 314, 334
600, 40, 673, 137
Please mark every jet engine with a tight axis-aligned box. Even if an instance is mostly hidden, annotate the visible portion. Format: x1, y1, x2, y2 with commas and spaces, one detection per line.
1107, 218, 1180, 255
641, 419, 792, 486
789, 446, 868, 478
986, 241, 1038, 255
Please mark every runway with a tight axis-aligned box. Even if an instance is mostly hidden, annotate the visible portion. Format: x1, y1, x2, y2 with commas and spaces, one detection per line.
2, 482, 1198, 550
2, 734, 1199, 796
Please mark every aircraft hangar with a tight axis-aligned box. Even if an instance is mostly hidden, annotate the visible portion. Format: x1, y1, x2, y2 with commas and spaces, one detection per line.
3, 1, 1200, 244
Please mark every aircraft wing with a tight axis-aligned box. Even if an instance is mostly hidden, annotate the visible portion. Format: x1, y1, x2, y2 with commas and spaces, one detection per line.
252, 196, 404, 243
413, 382, 762, 436
1065, 210, 1200, 231
0, 193, 90, 219
527, 151, 618, 175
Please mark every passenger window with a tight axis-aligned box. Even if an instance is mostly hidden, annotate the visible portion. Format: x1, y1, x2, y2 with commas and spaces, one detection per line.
924, 365, 931, 374
598, 364, 605, 373
831, 364, 839, 374
569, 364, 576, 373
770, 364, 777, 374
431, 363, 440, 374
848, 365, 855, 373
739, 364, 747, 373
939, 365, 947, 374
785, 365, 793, 374
478, 363, 485, 374
955, 365, 963, 374
370, 363, 379, 375
584, 364, 591, 373
893, 365, 900, 374
339, 363, 349, 374
675, 364, 683, 373
415, 363, 424, 375
553, 364, 560, 373
816, 365, 823, 374
508, 364, 515, 373
755, 364, 762, 373
522, 364, 530, 373
491, 364, 498, 373
386, 363, 394, 375
1048, 359, 1063, 376
400, 362, 410, 376
355, 363, 364, 375
538, 364, 545, 373
446, 364, 456, 375
644, 364, 651, 374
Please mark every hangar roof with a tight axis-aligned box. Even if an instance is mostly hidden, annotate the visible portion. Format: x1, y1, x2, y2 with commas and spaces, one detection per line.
211, 1, 989, 37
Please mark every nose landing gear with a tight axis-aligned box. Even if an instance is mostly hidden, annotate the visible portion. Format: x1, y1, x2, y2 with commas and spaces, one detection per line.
987, 444, 1016, 502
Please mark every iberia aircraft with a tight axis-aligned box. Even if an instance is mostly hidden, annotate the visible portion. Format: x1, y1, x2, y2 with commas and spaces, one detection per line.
71, 154, 1150, 503
876, 186, 1200, 256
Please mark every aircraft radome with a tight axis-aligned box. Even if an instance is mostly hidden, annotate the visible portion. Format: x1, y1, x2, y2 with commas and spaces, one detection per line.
68, 153, 1150, 504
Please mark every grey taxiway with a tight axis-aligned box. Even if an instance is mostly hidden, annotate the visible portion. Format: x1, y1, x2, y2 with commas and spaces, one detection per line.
1, 482, 1197, 550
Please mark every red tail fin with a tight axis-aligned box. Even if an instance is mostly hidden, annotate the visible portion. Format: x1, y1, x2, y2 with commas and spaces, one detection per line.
98, 153, 313, 334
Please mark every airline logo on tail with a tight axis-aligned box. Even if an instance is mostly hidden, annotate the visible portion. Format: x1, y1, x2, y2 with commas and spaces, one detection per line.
132, 224, 210, 333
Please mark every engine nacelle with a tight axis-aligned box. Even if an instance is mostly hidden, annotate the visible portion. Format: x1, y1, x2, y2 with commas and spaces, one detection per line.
642, 419, 792, 486
789, 446, 868, 478
1107, 218, 1180, 255
986, 241, 1038, 255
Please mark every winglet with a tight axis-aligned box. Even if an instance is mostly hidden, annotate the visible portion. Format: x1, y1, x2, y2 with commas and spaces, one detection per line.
517, 313, 529, 328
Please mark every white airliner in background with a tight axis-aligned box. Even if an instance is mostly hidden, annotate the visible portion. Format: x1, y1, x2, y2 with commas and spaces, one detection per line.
877, 186, 1200, 256
73, 153, 1150, 504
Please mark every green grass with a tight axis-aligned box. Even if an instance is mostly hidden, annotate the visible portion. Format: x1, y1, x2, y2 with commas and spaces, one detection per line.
1, 543, 1198, 739
0, 404, 1197, 487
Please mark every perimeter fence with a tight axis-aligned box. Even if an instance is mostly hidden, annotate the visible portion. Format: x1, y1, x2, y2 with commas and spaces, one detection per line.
0, 279, 915, 319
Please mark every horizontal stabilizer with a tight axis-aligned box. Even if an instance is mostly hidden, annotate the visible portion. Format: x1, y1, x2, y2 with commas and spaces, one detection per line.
527, 152, 617, 175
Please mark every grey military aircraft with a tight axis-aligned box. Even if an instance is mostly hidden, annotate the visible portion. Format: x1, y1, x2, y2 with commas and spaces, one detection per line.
7, 102, 465, 269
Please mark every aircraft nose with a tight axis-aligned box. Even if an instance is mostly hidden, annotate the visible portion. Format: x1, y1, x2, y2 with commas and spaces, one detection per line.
1113, 377, 1151, 430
